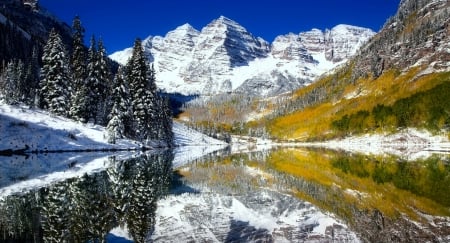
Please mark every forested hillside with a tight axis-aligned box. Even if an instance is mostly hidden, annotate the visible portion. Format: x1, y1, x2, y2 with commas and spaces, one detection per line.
0, 0, 173, 148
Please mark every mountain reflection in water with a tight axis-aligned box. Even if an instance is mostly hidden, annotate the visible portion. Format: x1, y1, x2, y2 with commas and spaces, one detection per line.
0, 148, 449, 242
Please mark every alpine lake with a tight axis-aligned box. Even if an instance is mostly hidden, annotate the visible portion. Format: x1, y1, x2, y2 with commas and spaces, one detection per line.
0, 147, 449, 242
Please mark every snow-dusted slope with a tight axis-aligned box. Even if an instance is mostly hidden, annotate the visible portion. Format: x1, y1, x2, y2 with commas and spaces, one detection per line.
0, 104, 139, 152
110, 16, 375, 97
172, 121, 228, 167
0, 103, 224, 152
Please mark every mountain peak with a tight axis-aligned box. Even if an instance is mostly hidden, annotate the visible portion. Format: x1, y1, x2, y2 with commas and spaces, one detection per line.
330, 24, 375, 35
174, 23, 198, 33
208, 15, 244, 30
216, 15, 234, 23
110, 17, 374, 96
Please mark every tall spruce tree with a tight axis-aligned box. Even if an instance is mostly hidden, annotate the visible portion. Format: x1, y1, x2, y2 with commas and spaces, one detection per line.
0, 60, 25, 104
95, 38, 111, 125
69, 16, 89, 122
105, 67, 132, 144
126, 38, 159, 144
159, 96, 174, 145
25, 45, 40, 106
84, 35, 99, 122
39, 29, 70, 116
124, 38, 174, 146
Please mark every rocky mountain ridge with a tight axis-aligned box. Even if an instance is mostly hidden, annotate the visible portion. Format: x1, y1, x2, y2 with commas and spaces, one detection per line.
110, 16, 375, 97
352, 0, 450, 77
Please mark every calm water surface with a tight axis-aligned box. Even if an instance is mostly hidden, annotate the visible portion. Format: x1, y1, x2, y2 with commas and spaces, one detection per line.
0, 148, 449, 242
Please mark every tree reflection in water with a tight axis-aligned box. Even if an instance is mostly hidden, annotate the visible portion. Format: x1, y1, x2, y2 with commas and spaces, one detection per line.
0, 151, 173, 243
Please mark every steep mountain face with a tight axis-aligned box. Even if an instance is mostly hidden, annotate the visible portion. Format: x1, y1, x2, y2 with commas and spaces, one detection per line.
353, 0, 450, 77
110, 16, 375, 97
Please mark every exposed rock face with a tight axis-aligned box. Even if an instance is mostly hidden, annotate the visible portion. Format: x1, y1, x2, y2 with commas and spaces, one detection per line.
110, 16, 375, 97
353, 0, 450, 77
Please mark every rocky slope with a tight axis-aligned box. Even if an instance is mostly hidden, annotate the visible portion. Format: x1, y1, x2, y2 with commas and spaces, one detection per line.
353, 0, 450, 77
110, 16, 375, 97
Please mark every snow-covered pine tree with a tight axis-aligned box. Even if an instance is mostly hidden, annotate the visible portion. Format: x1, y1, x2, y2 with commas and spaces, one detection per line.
0, 59, 25, 104
106, 67, 132, 144
84, 36, 110, 124
39, 28, 71, 116
95, 38, 111, 125
69, 16, 89, 122
126, 38, 158, 144
156, 96, 174, 146
84, 35, 99, 123
1, 60, 16, 103
25, 45, 40, 106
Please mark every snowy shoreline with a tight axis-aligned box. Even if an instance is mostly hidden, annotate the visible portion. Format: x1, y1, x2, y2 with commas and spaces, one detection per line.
0, 103, 226, 153
231, 128, 450, 160
0, 103, 227, 199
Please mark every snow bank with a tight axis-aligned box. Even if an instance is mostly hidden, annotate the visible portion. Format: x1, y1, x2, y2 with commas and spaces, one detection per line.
0, 103, 139, 152
0, 103, 227, 153
313, 128, 450, 160
173, 121, 226, 146
172, 121, 228, 167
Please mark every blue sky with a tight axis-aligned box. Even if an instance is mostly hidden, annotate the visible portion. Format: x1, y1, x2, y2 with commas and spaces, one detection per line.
40, 0, 400, 54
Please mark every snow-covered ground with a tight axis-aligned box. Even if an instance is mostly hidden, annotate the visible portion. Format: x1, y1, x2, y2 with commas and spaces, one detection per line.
230, 135, 273, 154
0, 103, 226, 199
172, 121, 227, 167
0, 103, 140, 152
309, 129, 450, 160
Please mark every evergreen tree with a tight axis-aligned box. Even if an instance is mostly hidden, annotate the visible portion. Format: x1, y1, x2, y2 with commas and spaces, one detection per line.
0, 59, 30, 105
156, 96, 174, 146
0, 60, 16, 103
95, 38, 111, 125
69, 16, 89, 122
106, 67, 132, 144
84, 35, 99, 122
124, 38, 173, 146
25, 45, 41, 106
84, 36, 111, 124
39, 29, 71, 116
126, 38, 158, 144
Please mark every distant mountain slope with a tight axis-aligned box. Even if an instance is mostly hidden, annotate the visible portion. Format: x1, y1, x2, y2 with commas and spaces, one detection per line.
110, 16, 375, 97
264, 0, 450, 141
0, 0, 73, 63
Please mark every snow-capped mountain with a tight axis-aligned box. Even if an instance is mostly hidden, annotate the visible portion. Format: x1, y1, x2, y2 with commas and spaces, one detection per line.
110, 16, 375, 97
